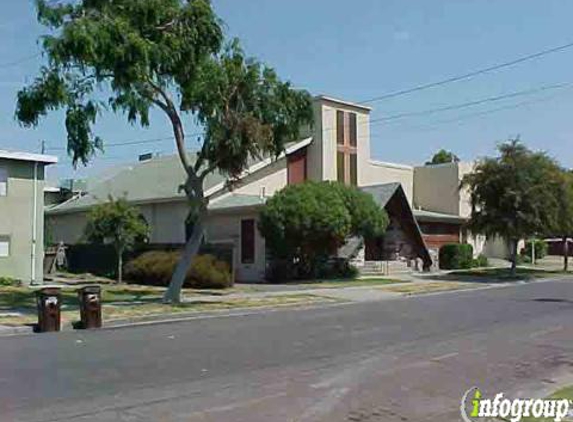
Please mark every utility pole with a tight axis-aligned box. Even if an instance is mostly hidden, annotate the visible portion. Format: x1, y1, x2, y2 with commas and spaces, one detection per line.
40, 140, 46, 154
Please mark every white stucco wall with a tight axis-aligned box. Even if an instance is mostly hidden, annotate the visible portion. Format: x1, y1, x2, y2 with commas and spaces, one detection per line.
233, 159, 288, 197
142, 202, 189, 244
413, 161, 476, 217
306, 102, 324, 182
413, 163, 460, 215
49, 200, 190, 245
457, 162, 475, 218
205, 210, 266, 282
320, 105, 338, 181
47, 211, 88, 245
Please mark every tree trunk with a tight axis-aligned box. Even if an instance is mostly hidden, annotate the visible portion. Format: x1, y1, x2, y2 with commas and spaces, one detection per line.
117, 250, 123, 284
563, 235, 569, 272
163, 210, 206, 304
509, 238, 518, 277
151, 89, 208, 304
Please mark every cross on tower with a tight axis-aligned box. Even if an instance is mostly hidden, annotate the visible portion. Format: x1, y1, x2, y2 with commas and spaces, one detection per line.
336, 110, 358, 186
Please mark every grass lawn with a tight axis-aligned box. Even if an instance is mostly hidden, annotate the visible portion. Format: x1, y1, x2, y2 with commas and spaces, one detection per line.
0, 284, 337, 327
449, 267, 570, 281
377, 281, 480, 295
276, 278, 406, 289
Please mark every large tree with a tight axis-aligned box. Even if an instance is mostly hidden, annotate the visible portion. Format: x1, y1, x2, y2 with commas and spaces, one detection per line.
462, 139, 561, 276
16, 0, 313, 302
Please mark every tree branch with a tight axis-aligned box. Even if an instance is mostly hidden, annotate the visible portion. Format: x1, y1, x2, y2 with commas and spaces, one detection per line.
144, 78, 197, 181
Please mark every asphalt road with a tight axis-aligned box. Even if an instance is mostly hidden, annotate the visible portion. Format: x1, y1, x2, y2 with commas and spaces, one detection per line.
1, 280, 572, 422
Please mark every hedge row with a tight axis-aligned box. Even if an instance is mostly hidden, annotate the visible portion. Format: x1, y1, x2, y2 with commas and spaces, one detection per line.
124, 252, 233, 289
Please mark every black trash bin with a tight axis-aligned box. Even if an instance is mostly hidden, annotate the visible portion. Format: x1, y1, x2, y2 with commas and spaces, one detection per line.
36, 287, 62, 332
77, 285, 102, 329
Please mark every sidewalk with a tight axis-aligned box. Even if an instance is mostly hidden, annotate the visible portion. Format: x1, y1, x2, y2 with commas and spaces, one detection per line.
3, 267, 567, 337
0, 279, 488, 337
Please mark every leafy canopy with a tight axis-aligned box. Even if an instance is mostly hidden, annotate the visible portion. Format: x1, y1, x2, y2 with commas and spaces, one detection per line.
426, 149, 460, 165
259, 181, 389, 261
86, 196, 148, 254
462, 139, 561, 241
553, 169, 573, 237
17, 0, 313, 185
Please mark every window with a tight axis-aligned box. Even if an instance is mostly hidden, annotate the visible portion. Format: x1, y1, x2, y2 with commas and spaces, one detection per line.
241, 219, 255, 264
349, 112, 357, 147
0, 167, 7, 197
335, 111, 358, 185
336, 110, 345, 146
350, 154, 358, 186
0, 237, 10, 258
337, 151, 345, 183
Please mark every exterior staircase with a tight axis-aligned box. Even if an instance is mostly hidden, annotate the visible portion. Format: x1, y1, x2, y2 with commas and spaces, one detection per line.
338, 236, 424, 276
359, 260, 415, 276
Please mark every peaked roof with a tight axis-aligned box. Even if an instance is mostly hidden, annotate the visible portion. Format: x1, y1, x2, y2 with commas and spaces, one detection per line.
361, 182, 432, 269
47, 154, 224, 214
47, 138, 311, 215
361, 182, 401, 208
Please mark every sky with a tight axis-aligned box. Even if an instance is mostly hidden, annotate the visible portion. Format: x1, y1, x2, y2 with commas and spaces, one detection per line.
1, 0, 573, 183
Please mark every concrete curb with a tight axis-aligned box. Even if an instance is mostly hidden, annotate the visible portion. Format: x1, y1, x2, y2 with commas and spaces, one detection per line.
1, 276, 569, 337
0, 300, 349, 337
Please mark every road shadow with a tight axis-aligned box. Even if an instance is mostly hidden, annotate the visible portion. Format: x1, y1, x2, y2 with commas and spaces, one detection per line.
532, 298, 573, 304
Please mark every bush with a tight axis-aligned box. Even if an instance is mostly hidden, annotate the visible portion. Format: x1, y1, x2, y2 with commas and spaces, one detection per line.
472, 254, 489, 268
439, 243, 474, 270
124, 251, 233, 289
0, 277, 20, 287
259, 181, 388, 280
266, 257, 358, 283
521, 239, 548, 260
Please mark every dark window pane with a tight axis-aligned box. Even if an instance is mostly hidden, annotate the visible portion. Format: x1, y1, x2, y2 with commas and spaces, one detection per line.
337, 151, 345, 183
241, 219, 255, 264
350, 153, 358, 186
336, 110, 345, 145
349, 113, 357, 147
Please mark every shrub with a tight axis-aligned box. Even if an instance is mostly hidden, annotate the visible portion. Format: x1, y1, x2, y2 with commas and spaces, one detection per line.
266, 257, 358, 283
0, 277, 20, 287
521, 239, 548, 260
439, 243, 474, 270
259, 181, 388, 280
472, 254, 489, 268
124, 251, 233, 289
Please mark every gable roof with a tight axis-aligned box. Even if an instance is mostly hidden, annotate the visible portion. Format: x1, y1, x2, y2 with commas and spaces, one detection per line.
361, 182, 401, 208
47, 138, 311, 215
361, 182, 432, 269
